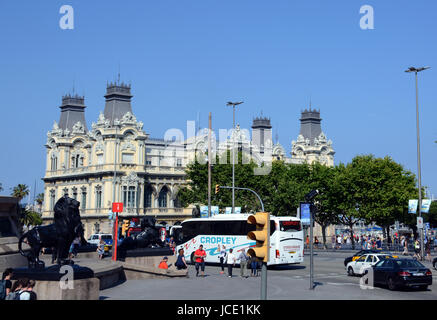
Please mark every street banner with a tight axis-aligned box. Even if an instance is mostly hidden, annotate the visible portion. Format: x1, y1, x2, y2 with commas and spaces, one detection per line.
211, 206, 219, 216
300, 202, 311, 226
408, 200, 418, 214
225, 207, 241, 214
200, 206, 209, 218
421, 199, 432, 213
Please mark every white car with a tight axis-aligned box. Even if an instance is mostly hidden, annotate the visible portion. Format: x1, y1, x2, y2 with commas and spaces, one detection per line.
346, 253, 392, 276
87, 233, 113, 246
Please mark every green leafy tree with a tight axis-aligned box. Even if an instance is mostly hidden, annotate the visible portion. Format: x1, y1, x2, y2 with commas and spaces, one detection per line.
11, 184, 30, 202
20, 209, 42, 226
308, 162, 340, 249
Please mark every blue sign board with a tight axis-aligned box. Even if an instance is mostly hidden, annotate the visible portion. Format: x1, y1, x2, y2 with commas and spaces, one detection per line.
300, 203, 311, 226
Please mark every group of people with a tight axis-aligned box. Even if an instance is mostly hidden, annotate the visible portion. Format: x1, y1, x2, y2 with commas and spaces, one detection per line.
1, 268, 37, 300
159, 244, 261, 278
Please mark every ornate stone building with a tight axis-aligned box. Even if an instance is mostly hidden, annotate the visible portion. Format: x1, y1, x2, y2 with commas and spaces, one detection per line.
42, 82, 335, 238
43, 82, 191, 238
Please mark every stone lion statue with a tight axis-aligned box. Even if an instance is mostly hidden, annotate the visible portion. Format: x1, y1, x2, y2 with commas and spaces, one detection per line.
18, 196, 87, 268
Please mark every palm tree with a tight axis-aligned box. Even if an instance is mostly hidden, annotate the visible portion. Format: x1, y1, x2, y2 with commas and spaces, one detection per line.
36, 193, 44, 213
11, 184, 30, 203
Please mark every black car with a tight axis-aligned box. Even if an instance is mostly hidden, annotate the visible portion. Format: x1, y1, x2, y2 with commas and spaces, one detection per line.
344, 249, 380, 266
372, 258, 432, 291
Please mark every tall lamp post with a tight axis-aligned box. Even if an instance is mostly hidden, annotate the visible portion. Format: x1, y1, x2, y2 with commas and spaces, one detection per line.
405, 66, 430, 261
226, 101, 243, 213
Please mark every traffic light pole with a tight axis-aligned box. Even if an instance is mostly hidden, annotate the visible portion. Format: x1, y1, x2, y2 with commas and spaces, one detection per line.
309, 204, 314, 290
261, 262, 267, 300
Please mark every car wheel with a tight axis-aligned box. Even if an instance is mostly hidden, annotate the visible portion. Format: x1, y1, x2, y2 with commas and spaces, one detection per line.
347, 267, 355, 277
387, 277, 397, 291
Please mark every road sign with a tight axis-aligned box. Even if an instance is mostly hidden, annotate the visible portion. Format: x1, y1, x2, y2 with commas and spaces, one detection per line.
417, 217, 424, 229
112, 202, 123, 213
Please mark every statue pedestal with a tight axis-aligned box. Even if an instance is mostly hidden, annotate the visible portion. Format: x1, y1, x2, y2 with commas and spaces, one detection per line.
12, 264, 99, 300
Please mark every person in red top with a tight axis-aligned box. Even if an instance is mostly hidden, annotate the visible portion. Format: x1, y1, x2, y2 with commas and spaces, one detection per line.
158, 256, 169, 269
194, 245, 207, 277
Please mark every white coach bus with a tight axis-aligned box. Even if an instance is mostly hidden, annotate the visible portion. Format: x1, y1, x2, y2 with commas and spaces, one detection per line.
175, 213, 304, 266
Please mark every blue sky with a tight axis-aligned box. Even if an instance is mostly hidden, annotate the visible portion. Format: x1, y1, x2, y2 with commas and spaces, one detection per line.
0, 0, 436, 200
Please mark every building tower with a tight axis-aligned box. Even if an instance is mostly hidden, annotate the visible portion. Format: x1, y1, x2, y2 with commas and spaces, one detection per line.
58, 94, 88, 132
103, 81, 133, 124
291, 107, 335, 166
251, 116, 272, 154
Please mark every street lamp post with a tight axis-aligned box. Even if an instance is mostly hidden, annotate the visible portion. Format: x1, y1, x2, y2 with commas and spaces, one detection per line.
226, 101, 243, 213
405, 66, 430, 261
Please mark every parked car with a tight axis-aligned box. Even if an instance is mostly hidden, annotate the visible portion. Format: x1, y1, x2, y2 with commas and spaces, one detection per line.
372, 258, 432, 291
346, 253, 393, 276
88, 233, 113, 245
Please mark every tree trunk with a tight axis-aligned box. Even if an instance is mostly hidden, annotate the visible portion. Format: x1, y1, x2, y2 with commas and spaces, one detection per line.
350, 224, 355, 250
321, 224, 327, 250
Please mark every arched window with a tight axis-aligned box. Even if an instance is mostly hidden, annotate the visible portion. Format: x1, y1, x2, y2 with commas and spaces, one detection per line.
95, 185, 102, 209
144, 185, 153, 208
158, 186, 168, 208
51, 154, 58, 171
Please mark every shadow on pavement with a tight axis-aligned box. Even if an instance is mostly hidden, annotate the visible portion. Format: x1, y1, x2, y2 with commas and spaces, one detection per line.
270, 265, 306, 271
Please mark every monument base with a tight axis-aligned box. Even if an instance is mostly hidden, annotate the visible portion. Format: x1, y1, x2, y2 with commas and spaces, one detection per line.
11, 264, 99, 300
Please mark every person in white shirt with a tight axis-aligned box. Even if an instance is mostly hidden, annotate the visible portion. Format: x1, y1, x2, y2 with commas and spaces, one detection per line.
218, 245, 227, 274
226, 248, 236, 278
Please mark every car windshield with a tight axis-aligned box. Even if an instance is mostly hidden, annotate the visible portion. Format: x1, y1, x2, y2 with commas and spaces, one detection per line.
395, 260, 424, 268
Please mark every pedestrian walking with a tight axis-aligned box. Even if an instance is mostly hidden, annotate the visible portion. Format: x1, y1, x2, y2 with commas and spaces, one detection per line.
249, 255, 258, 277
306, 235, 309, 249
218, 245, 227, 274
97, 238, 105, 260
175, 249, 188, 270
413, 239, 421, 260
401, 236, 409, 256
1, 268, 13, 300
238, 249, 249, 278
194, 245, 207, 277
336, 235, 342, 249
425, 241, 432, 263
331, 235, 336, 250
226, 248, 236, 278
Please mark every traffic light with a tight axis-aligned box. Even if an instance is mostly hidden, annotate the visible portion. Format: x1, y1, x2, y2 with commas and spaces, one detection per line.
247, 212, 270, 263
215, 184, 220, 194
121, 220, 130, 236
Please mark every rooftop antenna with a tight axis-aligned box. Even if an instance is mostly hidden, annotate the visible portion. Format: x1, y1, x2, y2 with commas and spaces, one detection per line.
118, 63, 121, 84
